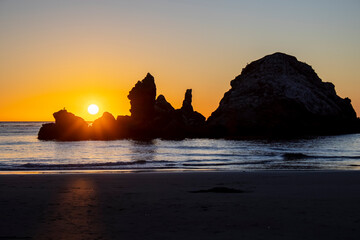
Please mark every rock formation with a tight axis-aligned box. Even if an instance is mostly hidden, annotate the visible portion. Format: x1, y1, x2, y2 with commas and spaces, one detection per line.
179, 89, 206, 127
181, 89, 194, 112
38, 109, 89, 140
38, 73, 206, 140
128, 73, 156, 123
120, 74, 206, 139
207, 52, 359, 137
151, 89, 206, 139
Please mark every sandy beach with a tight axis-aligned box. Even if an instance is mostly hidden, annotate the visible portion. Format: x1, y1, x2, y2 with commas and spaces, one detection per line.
0, 171, 360, 239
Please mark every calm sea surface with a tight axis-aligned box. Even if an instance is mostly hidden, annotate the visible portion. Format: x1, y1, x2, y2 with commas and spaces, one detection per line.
1, 122, 360, 172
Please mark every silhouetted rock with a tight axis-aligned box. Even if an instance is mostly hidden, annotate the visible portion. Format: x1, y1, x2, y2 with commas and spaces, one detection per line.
207, 52, 359, 137
125, 75, 206, 139
128, 73, 156, 123
179, 89, 206, 127
181, 89, 194, 113
91, 112, 118, 140
38, 109, 90, 140
38, 123, 57, 140
155, 95, 174, 113
151, 89, 205, 139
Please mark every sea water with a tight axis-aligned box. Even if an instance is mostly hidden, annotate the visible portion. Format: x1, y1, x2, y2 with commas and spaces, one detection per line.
1, 122, 360, 172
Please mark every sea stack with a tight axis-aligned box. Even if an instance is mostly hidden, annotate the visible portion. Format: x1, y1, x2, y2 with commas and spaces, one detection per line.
128, 73, 157, 123
207, 52, 359, 137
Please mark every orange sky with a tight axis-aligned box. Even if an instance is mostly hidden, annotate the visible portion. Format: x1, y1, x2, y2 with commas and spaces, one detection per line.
1, 1, 359, 121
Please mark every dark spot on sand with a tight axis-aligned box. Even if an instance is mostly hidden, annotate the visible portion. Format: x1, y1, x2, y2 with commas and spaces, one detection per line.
190, 187, 247, 193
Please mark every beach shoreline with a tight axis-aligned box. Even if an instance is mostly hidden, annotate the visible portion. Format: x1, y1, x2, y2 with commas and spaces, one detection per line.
1, 170, 360, 239
1, 168, 359, 175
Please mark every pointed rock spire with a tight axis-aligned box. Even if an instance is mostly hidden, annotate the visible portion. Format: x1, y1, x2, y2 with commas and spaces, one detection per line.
128, 73, 157, 121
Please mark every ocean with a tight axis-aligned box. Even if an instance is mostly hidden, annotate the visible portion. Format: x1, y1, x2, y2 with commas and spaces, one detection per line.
1, 121, 360, 172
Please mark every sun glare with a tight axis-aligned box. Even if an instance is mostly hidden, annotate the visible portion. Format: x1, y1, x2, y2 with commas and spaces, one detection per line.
88, 104, 99, 115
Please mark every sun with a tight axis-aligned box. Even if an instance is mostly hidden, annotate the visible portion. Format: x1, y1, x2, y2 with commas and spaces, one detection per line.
88, 104, 99, 115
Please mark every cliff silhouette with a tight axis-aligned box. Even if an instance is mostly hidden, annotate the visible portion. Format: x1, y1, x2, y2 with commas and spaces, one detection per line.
38, 53, 360, 140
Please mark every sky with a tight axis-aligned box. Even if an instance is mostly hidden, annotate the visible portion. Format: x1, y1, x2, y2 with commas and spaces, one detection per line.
0, 0, 359, 121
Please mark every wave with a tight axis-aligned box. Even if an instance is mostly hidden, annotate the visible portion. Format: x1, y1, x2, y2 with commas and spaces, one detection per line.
0, 141, 31, 146
1, 160, 170, 170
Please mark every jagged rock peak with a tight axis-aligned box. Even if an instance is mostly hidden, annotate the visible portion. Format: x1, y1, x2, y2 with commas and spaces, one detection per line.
155, 94, 174, 112
181, 89, 193, 113
145, 72, 154, 81
128, 73, 157, 121
128, 73, 156, 98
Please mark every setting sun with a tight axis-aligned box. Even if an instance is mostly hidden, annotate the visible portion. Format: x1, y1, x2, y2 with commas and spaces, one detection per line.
88, 104, 99, 115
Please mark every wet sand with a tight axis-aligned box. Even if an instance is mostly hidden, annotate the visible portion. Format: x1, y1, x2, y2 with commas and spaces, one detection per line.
0, 171, 360, 239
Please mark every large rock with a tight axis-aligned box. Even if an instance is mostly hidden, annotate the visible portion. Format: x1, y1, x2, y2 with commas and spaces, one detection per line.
38, 109, 90, 140
128, 73, 156, 123
207, 52, 359, 137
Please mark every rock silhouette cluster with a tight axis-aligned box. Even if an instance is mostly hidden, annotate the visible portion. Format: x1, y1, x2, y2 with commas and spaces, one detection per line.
39, 73, 206, 140
38, 53, 360, 140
